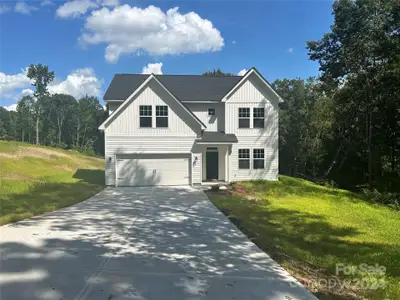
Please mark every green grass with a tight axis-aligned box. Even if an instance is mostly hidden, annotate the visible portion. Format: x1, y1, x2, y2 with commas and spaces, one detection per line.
0, 141, 105, 225
206, 176, 400, 300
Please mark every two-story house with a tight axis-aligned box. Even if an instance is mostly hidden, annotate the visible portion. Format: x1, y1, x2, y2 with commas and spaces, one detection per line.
99, 68, 281, 187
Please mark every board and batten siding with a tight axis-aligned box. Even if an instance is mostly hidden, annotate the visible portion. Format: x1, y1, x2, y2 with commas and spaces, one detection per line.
106, 82, 199, 136
191, 152, 202, 184
104, 81, 200, 186
225, 73, 279, 181
185, 103, 225, 132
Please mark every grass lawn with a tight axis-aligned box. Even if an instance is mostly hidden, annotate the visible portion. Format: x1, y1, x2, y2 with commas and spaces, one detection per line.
206, 176, 400, 300
0, 141, 105, 225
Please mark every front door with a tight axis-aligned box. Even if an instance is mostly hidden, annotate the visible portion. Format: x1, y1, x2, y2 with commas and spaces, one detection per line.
206, 151, 219, 180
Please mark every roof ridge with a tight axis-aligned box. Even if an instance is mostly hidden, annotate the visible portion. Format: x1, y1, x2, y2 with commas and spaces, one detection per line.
115, 73, 243, 77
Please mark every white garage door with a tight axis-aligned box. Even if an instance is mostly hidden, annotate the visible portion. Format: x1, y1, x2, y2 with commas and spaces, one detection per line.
116, 154, 190, 186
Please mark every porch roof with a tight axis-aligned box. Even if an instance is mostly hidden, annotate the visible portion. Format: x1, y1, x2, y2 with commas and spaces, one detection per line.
195, 131, 238, 144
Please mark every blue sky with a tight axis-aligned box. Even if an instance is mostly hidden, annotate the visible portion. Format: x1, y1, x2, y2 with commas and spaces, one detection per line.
0, 0, 334, 109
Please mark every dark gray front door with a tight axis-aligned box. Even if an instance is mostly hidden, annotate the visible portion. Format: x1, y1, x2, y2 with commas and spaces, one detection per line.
206, 151, 219, 180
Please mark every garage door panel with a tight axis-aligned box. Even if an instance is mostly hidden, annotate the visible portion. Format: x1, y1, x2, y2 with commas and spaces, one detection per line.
116, 154, 190, 186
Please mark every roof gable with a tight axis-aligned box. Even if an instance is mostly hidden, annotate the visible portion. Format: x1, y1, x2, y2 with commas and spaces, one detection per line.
221, 68, 283, 102
99, 74, 206, 131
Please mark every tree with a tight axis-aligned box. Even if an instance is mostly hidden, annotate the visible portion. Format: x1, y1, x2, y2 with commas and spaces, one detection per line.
0, 108, 18, 141
274, 78, 334, 177
16, 96, 35, 142
306, 0, 400, 189
73, 96, 105, 154
203, 68, 235, 76
49, 94, 77, 146
27, 64, 55, 145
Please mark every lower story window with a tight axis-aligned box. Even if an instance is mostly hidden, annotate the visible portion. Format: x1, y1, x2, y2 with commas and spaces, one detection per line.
238, 149, 250, 169
253, 149, 265, 169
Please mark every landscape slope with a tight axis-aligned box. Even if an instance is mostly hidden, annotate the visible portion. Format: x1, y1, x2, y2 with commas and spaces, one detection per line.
0, 141, 104, 225
207, 176, 400, 300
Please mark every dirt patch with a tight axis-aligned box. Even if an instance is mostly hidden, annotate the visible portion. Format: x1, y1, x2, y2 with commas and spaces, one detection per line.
0, 146, 73, 160
54, 164, 74, 171
0, 153, 16, 159
21, 147, 71, 159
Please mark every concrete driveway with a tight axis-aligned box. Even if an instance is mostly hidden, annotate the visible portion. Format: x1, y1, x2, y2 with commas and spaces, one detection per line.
0, 186, 316, 300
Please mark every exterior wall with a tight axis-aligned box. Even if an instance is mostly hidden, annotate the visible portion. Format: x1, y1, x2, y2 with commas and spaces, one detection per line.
108, 102, 122, 115
185, 103, 225, 132
225, 74, 279, 181
104, 80, 200, 186
106, 82, 199, 136
191, 152, 202, 184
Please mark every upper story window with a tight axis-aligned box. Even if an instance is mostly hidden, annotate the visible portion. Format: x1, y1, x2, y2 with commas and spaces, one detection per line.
156, 105, 168, 128
238, 108, 250, 128
253, 108, 265, 128
253, 149, 265, 169
208, 108, 216, 116
238, 149, 250, 169
139, 105, 152, 128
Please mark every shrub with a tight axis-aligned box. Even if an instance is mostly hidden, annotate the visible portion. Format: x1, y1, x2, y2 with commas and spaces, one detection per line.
210, 184, 220, 192
363, 188, 400, 211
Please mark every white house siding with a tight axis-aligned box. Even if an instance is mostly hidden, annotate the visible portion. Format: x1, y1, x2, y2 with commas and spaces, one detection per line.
104, 80, 200, 186
106, 82, 199, 136
108, 102, 122, 115
191, 152, 202, 184
225, 74, 279, 181
185, 103, 225, 132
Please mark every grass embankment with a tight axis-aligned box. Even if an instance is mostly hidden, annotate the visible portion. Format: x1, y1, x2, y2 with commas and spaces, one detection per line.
206, 176, 400, 300
0, 141, 104, 225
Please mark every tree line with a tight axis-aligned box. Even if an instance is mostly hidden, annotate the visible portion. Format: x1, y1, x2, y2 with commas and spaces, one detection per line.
0, 64, 106, 156
1, 0, 399, 194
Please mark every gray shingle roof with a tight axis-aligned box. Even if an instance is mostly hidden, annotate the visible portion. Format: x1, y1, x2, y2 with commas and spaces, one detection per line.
196, 131, 238, 143
103, 74, 242, 101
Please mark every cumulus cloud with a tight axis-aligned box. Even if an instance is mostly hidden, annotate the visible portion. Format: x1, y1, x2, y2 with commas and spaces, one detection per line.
15, 2, 38, 14
80, 5, 224, 63
56, 0, 119, 18
49, 68, 102, 98
56, 0, 98, 18
142, 62, 163, 75
287, 47, 294, 53
237, 69, 247, 76
0, 68, 33, 99
0, 67, 102, 106
3, 104, 18, 111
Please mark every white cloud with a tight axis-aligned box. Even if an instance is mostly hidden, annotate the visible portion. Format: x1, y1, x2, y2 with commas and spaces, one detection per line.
3, 104, 18, 111
0, 67, 101, 103
15, 2, 38, 14
142, 62, 163, 75
0, 4, 11, 14
232, 40, 236, 44
56, 0, 119, 18
287, 47, 294, 53
48, 68, 102, 98
80, 5, 224, 63
0, 68, 33, 99
56, 0, 98, 18
237, 69, 247, 76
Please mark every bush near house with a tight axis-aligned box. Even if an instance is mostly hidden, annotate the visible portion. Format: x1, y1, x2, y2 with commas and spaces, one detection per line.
0, 141, 105, 225
206, 176, 400, 300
